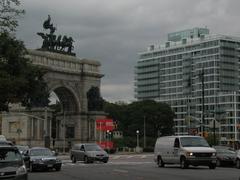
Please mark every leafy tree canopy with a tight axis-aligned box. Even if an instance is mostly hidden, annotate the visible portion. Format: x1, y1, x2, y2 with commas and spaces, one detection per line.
0, 0, 25, 32
104, 100, 175, 139
0, 32, 49, 111
0, 1, 49, 111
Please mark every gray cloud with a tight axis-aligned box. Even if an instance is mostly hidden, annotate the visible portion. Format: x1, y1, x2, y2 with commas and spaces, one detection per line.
17, 0, 240, 102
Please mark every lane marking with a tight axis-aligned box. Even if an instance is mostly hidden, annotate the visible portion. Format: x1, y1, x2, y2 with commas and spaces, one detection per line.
113, 169, 128, 173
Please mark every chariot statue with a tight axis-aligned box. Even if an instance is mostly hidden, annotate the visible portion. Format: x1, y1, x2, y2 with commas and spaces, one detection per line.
37, 15, 75, 56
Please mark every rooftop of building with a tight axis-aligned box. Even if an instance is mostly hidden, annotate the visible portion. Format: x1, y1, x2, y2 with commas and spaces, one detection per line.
140, 27, 240, 55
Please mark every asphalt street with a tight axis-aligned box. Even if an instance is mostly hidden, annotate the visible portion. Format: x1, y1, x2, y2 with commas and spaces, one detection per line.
29, 154, 240, 180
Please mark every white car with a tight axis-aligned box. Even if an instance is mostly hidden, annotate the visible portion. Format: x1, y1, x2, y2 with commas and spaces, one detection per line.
235, 150, 240, 168
0, 135, 6, 141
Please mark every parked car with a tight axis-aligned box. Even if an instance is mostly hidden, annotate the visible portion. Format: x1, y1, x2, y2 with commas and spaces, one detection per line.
0, 140, 28, 179
154, 136, 217, 169
70, 143, 109, 163
235, 150, 240, 168
214, 148, 236, 167
16, 145, 29, 154
23, 147, 62, 172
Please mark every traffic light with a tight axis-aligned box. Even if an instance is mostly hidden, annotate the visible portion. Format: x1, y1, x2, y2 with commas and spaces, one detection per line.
203, 131, 208, 138
198, 131, 208, 138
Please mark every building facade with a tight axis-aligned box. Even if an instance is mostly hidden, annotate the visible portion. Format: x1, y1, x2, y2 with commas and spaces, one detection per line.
135, 27, 240, 145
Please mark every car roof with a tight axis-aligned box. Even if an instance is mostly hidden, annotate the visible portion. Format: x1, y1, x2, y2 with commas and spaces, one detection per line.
74, 143, 98, 146
29, 147, 50, 150
0, 140, 14, 146
0, 141, 17, 149
158, 135, 203, 139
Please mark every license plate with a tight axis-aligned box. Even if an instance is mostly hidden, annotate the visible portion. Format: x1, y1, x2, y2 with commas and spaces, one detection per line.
48, 164, 53, 167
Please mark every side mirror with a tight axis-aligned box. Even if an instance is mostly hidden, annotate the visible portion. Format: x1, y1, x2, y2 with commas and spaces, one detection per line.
23, 156, 30, 161
52, 151, 58, 156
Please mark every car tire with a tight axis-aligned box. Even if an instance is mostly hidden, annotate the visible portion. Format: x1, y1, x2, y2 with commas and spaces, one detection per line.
71, 156, 76, 163
103, 160, 108, 163
55, 166, 61, 171
216, 159, 221, 167
180, 157, 188, 169
209, 163, 216, 169
236, 159, 240, 169
84, 156, 89, 164
29, 163, 34, 172
157, 156, 165, 167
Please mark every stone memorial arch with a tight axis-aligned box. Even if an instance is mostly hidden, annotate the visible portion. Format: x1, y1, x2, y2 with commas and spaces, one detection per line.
1, 16, 106, 149
26, 49, 106, 149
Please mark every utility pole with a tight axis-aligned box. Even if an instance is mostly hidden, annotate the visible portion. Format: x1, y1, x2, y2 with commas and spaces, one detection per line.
143, 116, 146, 148
200, 68, 205, 136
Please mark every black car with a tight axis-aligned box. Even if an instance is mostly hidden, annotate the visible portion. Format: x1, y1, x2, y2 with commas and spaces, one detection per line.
215, 148, 236, 167
0, 140, 28, 179
23, 147, 62, 172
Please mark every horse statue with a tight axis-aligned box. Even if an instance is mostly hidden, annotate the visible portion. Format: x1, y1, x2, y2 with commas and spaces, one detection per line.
43, 15, 56, 34
37, 32, 49, 49
60, 36, 74, 53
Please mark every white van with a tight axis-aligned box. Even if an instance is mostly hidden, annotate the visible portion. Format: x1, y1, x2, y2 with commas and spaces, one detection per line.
154, 135, 217, 169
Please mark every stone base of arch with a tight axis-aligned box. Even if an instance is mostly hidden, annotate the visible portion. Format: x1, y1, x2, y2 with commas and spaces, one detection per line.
54, 111, 107, 151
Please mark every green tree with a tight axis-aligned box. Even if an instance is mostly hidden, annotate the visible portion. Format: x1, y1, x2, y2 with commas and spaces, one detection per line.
0, 0, 49, 111
0, 32, 49, 111
104, 100, 175, 147
125, 100, 174, 137
0, 0, 25, 32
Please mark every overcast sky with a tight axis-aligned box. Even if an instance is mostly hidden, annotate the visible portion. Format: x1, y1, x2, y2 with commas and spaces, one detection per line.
16, 0, 240, 102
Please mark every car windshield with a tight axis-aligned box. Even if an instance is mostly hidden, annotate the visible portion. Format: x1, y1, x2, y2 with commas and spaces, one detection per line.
16, 146, 28, 152
217, 149, 235, 154
180, 137, 210, 147
85, 145, 102, 151
0, 148, 22, 162
30, 148, 53, 156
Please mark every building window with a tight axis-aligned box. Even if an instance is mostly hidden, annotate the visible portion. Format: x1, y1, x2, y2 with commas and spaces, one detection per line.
9, 121, 19, 133
66, 127, 75, 138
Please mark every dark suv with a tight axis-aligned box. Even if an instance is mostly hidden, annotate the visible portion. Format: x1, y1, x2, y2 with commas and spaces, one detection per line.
0, 141, 28, 179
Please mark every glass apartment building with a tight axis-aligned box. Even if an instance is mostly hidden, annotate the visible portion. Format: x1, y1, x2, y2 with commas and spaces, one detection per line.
135, 27, 240, 145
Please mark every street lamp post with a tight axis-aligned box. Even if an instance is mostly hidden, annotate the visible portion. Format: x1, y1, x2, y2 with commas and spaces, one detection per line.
63, 110, 66, 154
106, 130, 110, 152
136, 130, 139, 148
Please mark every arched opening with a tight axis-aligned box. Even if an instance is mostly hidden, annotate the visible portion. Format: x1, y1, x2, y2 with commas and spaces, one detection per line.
48, 87, 80, 147
51, 87, 79, 113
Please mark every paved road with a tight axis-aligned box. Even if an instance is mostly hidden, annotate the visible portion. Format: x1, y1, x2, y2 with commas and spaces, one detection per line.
29, 154, 240, 180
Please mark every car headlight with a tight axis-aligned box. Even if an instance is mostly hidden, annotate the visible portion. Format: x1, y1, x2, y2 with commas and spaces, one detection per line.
56, 159, 61, 163
186, 152, 194, 156
16, 165, 27, 175
33, 159, 43, 164
212, 153, 216, 156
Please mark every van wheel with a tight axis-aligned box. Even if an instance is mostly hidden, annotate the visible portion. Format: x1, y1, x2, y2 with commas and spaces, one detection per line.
236, 159, 240, 169
157, 156, 164, 167
71, 156, 76, 163
216, 159, 221, 167
180, 157, 188, 169
209, 163, 216, 169
84, 156, 89, 164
